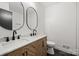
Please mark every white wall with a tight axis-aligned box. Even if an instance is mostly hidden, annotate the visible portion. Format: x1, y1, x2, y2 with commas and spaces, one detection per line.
45, 2, 77, 55
77, 2, 79, 55
0, 2, 9, 10
35, 3, 45, 34
0, 2, 12, 39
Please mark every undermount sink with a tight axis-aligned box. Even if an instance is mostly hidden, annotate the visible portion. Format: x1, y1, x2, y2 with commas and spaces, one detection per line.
0, 39, 28, 48
20, 37, 32, 40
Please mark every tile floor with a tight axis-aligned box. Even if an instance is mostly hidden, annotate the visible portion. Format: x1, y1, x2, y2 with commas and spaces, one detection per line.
47, 49, 76, 56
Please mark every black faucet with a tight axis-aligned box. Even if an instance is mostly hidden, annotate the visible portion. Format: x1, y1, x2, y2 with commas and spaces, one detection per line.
12, 30, 17, 40
33, 29, 37, 35
30, 29, 37, 36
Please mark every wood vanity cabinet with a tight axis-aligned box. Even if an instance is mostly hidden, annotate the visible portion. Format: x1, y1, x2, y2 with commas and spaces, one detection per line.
4, 37, 47, 56
5, 47, 26, 56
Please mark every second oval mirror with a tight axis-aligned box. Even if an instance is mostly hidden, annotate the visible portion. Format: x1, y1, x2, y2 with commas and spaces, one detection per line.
26, 7, 38, 31
9, 2, 24, 30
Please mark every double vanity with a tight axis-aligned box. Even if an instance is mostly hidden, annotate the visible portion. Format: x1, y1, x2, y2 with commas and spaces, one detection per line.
0, 2, 47, 56
0, 34, 47, 56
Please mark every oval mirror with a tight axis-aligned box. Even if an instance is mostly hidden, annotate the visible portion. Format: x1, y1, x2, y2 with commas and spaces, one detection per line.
26, 7, 38, 31
9, 2, 24, 30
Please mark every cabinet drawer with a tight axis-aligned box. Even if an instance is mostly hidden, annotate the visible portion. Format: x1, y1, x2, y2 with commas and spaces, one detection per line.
26, 39, 43, 56
26, 45, 42, 56
26, 50, 37, 56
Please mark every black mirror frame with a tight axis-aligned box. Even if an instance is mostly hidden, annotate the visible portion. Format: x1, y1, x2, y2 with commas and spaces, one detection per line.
26, 7, 38, 31
14, 2, 25, 31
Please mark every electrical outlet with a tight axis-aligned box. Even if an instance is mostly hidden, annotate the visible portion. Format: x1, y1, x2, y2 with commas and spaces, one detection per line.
63, 45, 70, 49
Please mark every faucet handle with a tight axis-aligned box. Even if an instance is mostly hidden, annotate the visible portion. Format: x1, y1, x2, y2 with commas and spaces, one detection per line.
4, 37, 9, 42
17, 35, 21, 39
33, 29, 37, 36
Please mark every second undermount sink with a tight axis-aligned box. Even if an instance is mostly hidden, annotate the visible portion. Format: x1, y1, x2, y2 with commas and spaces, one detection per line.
20, 34, 44, 41
20, 36, 36, 41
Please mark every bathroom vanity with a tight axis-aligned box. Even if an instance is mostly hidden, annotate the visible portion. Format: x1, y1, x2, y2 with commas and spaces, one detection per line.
0, 34, 47, 56
0, 2, 47, 56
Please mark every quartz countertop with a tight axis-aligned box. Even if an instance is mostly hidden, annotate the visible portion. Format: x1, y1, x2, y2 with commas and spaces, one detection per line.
0, 34, 46, 56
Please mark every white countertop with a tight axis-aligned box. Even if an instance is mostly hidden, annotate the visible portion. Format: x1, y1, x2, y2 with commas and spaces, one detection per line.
0, 34, 46, 56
